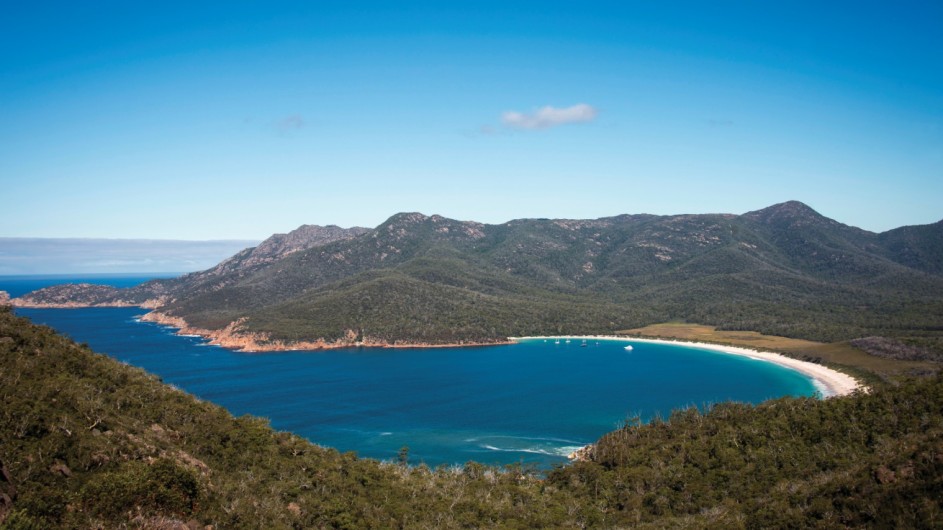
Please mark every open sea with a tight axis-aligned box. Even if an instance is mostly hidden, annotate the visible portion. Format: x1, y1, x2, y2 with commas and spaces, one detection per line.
3, 274, 817, 468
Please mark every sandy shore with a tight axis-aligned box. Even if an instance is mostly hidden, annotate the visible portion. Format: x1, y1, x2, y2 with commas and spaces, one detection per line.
510, 335, 863, 398
510, 335, 865, 462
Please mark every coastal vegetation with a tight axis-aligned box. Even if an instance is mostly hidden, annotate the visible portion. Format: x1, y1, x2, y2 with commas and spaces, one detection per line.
2, 307, 941, 528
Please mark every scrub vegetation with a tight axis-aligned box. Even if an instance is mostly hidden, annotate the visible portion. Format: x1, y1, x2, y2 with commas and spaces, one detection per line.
2, 307, 941, 528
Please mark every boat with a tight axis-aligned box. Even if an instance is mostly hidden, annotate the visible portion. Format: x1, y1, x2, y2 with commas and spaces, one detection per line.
624, 345, 633, 351
555, 339, 560, 344
580, 340, 587, 347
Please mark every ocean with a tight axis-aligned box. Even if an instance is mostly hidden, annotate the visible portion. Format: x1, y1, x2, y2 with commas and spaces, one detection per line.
4, 275, 817, 468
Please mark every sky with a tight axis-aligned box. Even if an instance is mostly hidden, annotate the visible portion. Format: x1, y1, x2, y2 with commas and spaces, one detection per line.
1, 1, 941, 239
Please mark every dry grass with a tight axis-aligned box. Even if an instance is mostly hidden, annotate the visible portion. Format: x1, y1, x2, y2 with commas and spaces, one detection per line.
617, 323, 939, 384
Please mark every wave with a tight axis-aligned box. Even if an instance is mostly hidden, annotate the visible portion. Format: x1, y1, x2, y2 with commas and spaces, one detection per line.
479, 444, 583, 457
480, 444, 548, 454
476, 434, 583, 445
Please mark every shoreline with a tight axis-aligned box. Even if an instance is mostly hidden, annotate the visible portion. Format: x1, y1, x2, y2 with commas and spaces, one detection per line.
13, 299, 865, 394
15, 301, 868, 464
510, 335, 863, 398
10, 301, 511, 351
509, 335, 865, 462
139, 310, 513, 352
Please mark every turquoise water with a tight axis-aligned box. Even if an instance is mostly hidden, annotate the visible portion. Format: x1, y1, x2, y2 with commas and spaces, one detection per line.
12, 300, 817, 468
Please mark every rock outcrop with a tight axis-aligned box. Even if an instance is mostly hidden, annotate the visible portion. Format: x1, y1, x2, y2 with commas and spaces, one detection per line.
12, 283, 144, 308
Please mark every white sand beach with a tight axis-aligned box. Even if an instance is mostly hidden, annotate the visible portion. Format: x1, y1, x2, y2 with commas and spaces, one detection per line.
510, 335, 863, 398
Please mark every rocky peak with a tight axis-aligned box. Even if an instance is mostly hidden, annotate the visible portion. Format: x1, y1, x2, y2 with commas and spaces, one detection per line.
378, 213, 487, 241
252, 224, 370, 262
173, 224, 371, 288
741, 200, 834, 229
384, 212, 430, 226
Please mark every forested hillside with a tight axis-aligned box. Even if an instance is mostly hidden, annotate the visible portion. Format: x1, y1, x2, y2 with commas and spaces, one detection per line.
14, 201, 943, 350
2, 307, 941, 528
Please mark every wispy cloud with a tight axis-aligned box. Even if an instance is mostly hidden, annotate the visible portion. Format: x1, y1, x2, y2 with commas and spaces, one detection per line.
274, 114, 305, 133
501, 103, 597, 130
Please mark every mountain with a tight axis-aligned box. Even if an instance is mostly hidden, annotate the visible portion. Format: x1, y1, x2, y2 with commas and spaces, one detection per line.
8, 224, 369, 307
13, 201, 943, 349
137, 223, 371, 300
878, 220, 943, 275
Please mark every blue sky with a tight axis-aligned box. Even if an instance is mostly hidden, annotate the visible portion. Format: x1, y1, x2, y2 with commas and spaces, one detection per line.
2, 1, 940, 239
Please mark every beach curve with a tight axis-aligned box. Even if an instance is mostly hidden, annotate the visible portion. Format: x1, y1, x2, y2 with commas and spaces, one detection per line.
509, 335, 863, 398
509, 335, 865, 462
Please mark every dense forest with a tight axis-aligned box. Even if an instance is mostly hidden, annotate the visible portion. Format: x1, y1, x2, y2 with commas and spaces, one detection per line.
2, 307, 941, 528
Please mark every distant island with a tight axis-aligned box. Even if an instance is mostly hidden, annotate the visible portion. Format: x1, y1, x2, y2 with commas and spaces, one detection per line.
11, 201, 943, 360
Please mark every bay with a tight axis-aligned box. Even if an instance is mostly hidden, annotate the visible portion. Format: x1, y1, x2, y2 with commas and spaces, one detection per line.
10, 281, 817, 468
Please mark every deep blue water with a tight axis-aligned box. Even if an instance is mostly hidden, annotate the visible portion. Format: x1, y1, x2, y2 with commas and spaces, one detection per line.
4, 275, 817, 468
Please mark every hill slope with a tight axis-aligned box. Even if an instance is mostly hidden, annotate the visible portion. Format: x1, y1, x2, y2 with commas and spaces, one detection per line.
13, 201, 943, 348
2, 307, 941, 528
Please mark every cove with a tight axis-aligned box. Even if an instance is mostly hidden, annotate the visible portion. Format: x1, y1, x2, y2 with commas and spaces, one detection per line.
16, 307, 817, 468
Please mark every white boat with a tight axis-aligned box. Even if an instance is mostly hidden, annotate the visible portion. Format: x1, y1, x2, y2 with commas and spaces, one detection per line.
624, 345, 633, 351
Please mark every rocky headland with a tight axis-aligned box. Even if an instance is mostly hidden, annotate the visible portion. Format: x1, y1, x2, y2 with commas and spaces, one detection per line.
140, 310, 512, 352
12, 283, 145, 308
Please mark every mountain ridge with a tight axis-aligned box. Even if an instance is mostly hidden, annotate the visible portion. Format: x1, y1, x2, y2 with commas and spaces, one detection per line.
12, 201, 943, 351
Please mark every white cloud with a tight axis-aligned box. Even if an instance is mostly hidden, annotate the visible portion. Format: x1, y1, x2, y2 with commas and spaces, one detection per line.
501, 103, 598, 130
